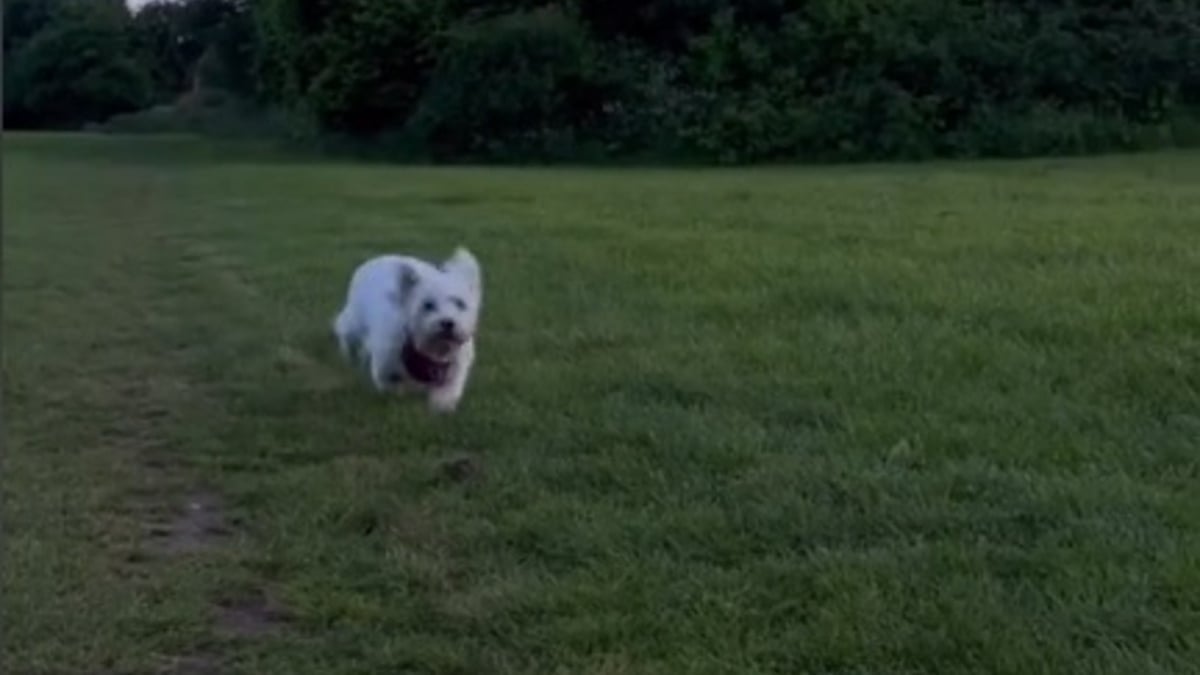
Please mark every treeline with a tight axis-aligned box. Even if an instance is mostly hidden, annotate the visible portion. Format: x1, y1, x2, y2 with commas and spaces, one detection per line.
6, 0, 1200, 162
4, 0, 241, 128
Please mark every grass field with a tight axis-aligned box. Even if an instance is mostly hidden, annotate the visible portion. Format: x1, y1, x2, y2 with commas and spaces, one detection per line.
3, 134, 1199, 675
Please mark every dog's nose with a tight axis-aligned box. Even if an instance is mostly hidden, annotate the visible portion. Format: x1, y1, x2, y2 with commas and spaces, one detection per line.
438, 319, 456, 334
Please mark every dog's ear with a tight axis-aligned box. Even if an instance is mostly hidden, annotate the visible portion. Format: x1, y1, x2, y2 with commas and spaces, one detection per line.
441, 247, 481, 292
390, 262, 421, 305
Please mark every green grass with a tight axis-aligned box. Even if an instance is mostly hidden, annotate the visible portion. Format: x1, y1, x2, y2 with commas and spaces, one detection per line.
4, 134, 1200, 674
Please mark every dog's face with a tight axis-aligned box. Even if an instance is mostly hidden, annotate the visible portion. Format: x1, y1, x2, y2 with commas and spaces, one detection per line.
399, 248, 482, 360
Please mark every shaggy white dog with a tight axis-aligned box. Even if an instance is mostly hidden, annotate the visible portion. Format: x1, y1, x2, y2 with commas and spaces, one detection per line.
332, 247, 482, 413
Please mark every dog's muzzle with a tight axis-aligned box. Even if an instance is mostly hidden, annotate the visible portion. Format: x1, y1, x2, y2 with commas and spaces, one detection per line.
436, 319, 466, 344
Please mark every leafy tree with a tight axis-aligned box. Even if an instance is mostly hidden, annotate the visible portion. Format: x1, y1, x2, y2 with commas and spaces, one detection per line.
255, 0, 442, 134
8, 0, 1198, 159
133, 0, 253, 100
406, 6, 604, 159
4, 0, 152, 129
4, 0, 65, 56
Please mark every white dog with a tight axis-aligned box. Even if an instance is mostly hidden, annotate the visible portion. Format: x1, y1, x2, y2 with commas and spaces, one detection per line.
332, 247, 482, 413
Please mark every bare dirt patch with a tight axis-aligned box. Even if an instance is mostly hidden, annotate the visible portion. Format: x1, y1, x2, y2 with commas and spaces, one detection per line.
143, 491, 231, 556
215, 591, 291, 639
438, 453, 484, 485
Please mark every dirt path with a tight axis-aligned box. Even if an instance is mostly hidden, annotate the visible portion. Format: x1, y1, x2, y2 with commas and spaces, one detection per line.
2, 159, 288, 674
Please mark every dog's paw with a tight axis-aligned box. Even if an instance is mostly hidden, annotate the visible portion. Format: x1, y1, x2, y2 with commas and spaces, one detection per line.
428, 393, 460, 414
372, 371, 404, 393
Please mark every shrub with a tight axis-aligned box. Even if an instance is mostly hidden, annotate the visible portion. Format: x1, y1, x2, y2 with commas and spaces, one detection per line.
5, 0, 152, 129
404, 6, 605, 160
254, 0, 440, 135
32, 0, 1200, 161
99, 93, 287, 138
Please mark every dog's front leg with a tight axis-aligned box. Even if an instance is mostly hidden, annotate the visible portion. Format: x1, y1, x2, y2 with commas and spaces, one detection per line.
428, 341, 474, 413
366, 348, 401, 393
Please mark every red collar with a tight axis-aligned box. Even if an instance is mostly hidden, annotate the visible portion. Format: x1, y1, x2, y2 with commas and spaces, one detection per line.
401, 338, 451, 386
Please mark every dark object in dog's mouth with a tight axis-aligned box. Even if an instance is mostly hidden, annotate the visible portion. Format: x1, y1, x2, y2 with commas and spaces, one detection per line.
401, 338, 452, 385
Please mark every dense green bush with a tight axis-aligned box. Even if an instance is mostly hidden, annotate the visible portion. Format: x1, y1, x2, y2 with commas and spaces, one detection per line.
4, 0, 63, 57
7, 0, 1200, 161
404, 6, 607, 160
98, 89, 287, 138
132, 0, 255, 101
254, 0, 441, 135
4, 0, 152, 129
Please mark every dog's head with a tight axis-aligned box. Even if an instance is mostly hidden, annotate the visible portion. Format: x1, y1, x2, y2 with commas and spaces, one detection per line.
397, 247, 482, 360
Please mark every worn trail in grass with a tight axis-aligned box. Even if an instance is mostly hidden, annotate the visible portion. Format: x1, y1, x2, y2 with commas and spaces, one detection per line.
4, 135, 1200, 674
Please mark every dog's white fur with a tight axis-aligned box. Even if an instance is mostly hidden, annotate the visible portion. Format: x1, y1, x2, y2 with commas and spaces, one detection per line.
332, 247, 482, 413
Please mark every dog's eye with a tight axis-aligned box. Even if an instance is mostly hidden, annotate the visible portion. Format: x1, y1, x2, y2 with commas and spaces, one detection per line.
451, 297, 467, 311
422, 299, 437, 313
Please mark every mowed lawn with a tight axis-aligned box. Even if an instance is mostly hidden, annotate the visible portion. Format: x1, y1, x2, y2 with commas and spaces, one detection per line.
4, 134, 1200, 675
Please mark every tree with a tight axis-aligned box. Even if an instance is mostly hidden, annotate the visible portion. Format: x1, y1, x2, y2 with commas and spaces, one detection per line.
4, 0, 152, 129
3, 0, 65, 56
133, 0, 252, 100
